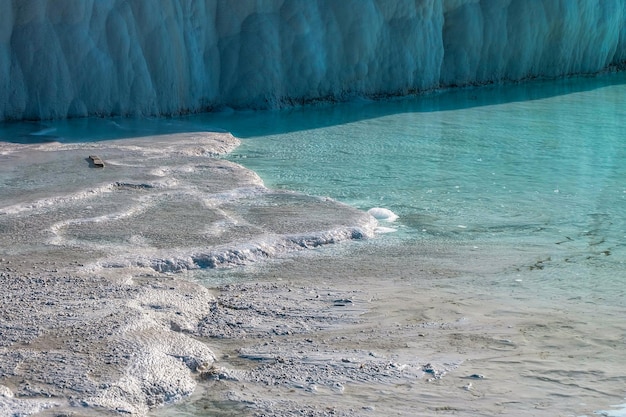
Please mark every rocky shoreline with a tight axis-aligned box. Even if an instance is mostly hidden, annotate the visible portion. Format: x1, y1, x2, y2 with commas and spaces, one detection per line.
2, 132, 625, 417
0, 132, 380, 416
0, 263, 217, 416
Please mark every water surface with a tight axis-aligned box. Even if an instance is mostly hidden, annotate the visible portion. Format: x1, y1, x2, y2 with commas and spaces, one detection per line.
2, 73, 626, 416
154, 73, 626, 417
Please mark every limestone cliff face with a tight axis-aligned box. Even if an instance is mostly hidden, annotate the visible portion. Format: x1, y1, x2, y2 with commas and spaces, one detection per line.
2, 0, 625, 121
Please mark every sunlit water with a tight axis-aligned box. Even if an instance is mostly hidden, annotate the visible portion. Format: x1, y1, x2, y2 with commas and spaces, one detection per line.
191, 74, 626, 416
200, 74, 626, 304
2, 73, 626, 416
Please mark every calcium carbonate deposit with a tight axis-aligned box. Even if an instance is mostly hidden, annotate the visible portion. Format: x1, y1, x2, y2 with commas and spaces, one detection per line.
2, 1, 626, 416
2, 0, 626, 120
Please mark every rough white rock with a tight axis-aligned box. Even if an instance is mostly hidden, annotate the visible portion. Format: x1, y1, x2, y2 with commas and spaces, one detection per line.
2, 0, 626, 121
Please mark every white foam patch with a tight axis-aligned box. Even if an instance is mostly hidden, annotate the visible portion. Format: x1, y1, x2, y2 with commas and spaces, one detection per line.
368, 207, 398, 222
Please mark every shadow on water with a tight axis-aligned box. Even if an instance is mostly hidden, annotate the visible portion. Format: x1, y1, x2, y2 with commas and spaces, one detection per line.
0, 118, 228, 144
209, 71, 626, 138
1, 71, 626, 144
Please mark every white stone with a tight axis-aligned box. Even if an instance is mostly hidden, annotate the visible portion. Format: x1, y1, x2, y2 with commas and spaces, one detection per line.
2, 0, 626, 121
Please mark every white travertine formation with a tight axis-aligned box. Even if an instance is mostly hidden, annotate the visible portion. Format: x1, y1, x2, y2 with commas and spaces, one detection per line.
1, 0, 625, 121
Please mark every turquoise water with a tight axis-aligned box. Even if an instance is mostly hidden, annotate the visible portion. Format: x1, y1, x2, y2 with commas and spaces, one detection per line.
168, 73, 626, 416
189, 74, 626, 303
208, 75, 626, 239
